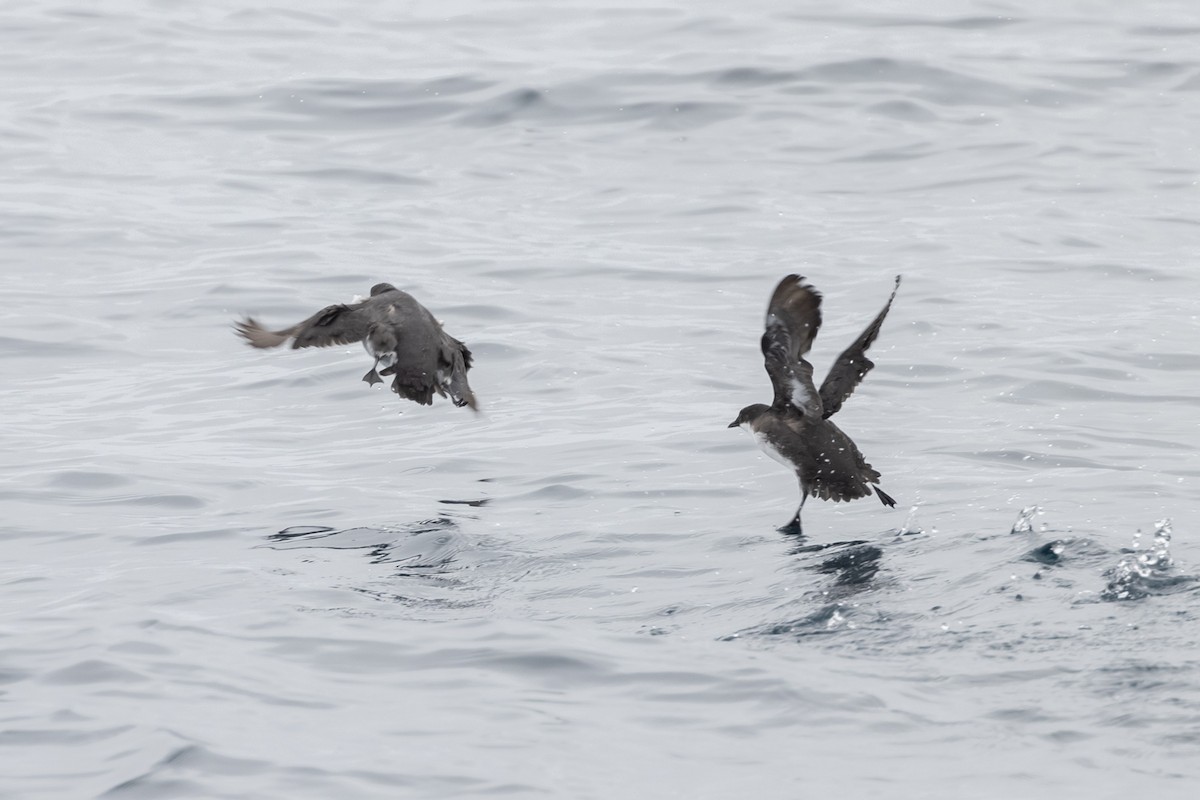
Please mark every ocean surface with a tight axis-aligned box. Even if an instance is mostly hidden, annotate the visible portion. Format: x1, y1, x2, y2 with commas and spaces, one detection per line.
3, 1, 1199, 797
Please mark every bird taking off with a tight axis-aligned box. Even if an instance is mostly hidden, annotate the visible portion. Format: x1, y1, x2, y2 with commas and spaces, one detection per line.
729, 275, 900, 533
235, 282, 477, 411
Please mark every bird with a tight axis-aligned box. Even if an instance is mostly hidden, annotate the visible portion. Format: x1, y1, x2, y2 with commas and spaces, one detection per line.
234, 282, 477, 410
729, 274, 900, 533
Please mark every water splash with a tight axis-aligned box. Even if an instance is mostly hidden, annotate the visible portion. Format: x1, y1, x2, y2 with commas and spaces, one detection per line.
1010, 505, 1043, 534
896, 502, 926, 536
1101, 519, 1187, 602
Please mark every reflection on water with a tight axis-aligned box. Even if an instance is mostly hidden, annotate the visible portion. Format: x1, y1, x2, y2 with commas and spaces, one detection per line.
264, 521, 463, 570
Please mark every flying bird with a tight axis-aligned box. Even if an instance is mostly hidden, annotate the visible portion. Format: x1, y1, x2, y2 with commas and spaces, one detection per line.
729, 274, 900, 532
235, 282, 477, 410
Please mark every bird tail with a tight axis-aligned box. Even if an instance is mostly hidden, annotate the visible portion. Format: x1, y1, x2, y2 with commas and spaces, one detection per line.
390, 373, 435, 405
446, 359, 478, 411
874, 486, 897, 508
441, 340, 478, 411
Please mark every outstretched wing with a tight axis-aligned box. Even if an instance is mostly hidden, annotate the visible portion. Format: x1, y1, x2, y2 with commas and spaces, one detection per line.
289, 303, 372, 348
818, 275, 901, 418
235, 302, 371, 350
761, 274, 824, 418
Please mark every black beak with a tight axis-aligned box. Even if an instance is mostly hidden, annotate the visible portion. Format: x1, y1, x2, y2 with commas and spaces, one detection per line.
727, 420, 739, 428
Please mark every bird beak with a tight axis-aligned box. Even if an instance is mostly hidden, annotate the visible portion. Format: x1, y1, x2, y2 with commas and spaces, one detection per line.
727, 420, 739, 428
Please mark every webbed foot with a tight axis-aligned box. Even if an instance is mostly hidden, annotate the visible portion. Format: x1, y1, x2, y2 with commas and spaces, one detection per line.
777, 517, 803, 536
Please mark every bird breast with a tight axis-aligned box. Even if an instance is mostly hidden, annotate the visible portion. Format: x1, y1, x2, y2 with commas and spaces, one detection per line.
362, 336, 397, 368
750, 427, 796, 472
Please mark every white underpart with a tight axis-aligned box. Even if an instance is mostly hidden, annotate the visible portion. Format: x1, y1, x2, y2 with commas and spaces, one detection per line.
744, 425, 794, 470
362, 340, 396, 367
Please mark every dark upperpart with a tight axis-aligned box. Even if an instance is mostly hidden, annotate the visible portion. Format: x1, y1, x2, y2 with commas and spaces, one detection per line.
234, 280, 478, 412
728, 403, 770, 428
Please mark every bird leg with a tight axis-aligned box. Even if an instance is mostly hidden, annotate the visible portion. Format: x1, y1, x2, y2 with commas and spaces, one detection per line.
362, 368, 383, 386
778, 492, 807, 535
363, 348, 399, 385
778, 514, 803, 535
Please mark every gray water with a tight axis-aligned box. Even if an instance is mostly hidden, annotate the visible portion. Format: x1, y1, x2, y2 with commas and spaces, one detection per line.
3, 1, 1200, 797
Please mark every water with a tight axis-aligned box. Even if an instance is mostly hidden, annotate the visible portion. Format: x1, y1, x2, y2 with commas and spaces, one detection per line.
3, 0, 1200, 797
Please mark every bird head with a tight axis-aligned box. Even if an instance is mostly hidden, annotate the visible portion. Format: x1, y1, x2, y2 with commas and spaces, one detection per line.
728, 403, 770, 429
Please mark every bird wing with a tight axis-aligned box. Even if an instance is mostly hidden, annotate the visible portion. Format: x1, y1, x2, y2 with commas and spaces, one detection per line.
234, 302, 372, 350
818, 275, 901, 418
761, 274, 824, 418
287, 303, 373, 348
